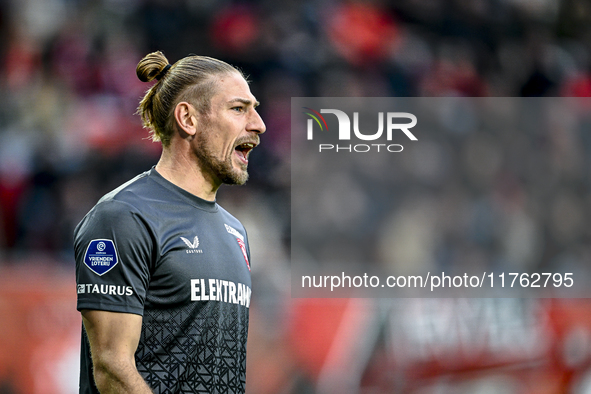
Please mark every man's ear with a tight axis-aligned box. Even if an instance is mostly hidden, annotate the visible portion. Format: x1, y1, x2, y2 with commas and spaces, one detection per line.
174, 102, 198, 138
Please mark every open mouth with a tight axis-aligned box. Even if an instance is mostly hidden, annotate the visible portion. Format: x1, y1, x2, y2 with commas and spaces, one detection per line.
234, 142, 257, 163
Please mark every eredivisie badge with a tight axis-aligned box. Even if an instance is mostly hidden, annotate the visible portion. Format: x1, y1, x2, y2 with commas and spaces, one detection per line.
83, 239, 119, 276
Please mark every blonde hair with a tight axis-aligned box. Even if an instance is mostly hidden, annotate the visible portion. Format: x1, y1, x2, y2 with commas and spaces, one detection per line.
136, 51, 242, 147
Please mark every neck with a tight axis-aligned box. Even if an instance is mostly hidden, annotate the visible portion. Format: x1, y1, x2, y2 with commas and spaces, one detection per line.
155, 146, 220, 201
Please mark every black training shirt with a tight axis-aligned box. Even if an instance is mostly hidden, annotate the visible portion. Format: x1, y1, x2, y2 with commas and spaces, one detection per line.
75, 168, 252, 393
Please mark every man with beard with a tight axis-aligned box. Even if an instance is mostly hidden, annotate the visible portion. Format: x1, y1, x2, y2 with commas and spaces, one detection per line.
74, 51, 265, 393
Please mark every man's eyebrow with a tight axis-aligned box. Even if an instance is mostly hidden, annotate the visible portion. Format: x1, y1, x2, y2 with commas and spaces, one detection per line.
228, 98, 260, 107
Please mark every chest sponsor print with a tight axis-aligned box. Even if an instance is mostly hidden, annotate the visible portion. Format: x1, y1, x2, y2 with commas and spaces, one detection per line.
190, 278, 251, 307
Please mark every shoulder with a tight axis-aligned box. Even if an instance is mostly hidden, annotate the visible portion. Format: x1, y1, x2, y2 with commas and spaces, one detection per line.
73, 199, 150, 249
74, 172, 157, 242
216, 204, 249, 244
217, 204, 245, 231
80, 199, 141, 229
85, 169, 168, 222
97, 171, 153, 208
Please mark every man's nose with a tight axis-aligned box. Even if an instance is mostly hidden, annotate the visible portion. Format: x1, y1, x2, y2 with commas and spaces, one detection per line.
248, 110, 266, 134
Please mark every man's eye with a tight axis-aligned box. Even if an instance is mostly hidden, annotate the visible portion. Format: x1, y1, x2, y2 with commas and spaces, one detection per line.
232, 107, 245, 112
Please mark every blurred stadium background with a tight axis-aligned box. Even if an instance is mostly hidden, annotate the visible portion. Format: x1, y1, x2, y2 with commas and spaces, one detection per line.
2, 0, 591, 393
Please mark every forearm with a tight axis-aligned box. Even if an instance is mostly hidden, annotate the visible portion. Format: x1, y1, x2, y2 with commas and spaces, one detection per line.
81, 310, 149, 393
93, 357, 153, 394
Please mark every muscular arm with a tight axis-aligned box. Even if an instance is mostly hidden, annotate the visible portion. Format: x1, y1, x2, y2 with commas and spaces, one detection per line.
81, 310, 153, 394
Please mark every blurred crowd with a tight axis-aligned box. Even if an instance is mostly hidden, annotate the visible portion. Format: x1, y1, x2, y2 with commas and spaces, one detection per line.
2, 0, 591, 392
2, 0, 591, 264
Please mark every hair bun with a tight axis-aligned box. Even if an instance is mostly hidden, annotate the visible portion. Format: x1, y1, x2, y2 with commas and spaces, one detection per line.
156, 64, 172, 80
137, 51, 170, 82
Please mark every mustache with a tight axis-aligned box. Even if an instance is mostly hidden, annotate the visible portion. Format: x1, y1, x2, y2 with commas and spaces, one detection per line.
234, 136, 260, 147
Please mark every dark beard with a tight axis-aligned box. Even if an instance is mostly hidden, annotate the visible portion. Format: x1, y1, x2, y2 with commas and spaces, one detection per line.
193, 132, 249, 186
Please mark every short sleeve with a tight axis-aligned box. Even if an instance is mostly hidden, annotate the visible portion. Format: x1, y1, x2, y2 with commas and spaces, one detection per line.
74, 200, 154, 316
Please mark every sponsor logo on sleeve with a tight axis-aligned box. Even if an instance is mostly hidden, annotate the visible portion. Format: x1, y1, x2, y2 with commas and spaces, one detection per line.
83, 239, 119, 276
77, 283, 133, 296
